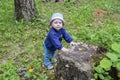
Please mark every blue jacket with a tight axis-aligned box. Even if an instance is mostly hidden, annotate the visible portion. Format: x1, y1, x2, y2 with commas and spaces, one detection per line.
44, 27, 73, 51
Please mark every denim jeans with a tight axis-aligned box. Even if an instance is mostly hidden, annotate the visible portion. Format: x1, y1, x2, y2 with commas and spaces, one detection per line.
44, 44, 56, 66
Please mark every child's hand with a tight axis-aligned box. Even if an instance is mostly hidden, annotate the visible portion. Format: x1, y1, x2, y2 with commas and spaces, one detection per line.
70, 42, 78, 46
61, 47, 69, 52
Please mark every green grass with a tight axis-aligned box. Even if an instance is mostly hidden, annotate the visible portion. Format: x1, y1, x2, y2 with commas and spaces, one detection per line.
0, 0, 120, 79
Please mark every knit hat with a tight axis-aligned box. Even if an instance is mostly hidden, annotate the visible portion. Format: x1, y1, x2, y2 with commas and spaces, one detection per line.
49, 13, 65, 25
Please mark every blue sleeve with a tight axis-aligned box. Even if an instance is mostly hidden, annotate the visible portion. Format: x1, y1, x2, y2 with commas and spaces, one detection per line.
62, 29, 73, 43
49, 33, 63, 50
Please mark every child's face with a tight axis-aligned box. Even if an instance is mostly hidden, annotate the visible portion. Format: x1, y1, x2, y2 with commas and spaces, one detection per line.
51, 19, 63, 31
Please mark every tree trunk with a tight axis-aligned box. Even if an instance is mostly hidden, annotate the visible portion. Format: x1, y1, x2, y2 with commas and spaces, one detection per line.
55, 42, 102, 80
14, 0, 38, 21
55, 0, 64, 2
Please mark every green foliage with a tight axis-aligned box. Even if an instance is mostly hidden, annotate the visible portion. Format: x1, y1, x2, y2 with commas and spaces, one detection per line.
100, 58, 112, 70
111, 43, 120, 53
106, 52, 118, 62
0, 61, 19, 80
94, 43, 120, 80
90, 25, 120, 49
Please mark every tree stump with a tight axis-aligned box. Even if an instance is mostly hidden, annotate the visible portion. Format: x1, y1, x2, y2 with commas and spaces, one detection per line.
55, 42, 101, 80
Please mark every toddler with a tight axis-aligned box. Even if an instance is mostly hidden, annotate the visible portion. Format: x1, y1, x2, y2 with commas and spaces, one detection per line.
44, 13, 77, 69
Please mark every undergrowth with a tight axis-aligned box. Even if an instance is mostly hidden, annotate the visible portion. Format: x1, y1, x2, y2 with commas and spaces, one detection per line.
0, 0, 120, 79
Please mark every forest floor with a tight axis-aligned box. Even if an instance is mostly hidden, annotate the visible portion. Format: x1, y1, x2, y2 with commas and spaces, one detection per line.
0, 0, 120, 80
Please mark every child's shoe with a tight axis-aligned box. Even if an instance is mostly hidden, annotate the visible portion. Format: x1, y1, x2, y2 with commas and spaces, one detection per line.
54, 58, 57, 63
47, 64, 54, 70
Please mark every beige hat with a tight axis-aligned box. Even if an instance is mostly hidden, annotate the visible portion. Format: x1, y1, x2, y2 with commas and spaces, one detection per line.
49, 13, 65, 25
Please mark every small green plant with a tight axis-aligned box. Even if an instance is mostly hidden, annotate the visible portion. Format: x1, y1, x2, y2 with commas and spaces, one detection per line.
24, 68, 34, 79
94, 43, 120, 80
24, 67, 47, 80
0, 61, 19, 80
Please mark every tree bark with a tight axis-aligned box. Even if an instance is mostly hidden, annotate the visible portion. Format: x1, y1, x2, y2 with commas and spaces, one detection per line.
14, 0, 38, 21
55, 0, 64, 2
